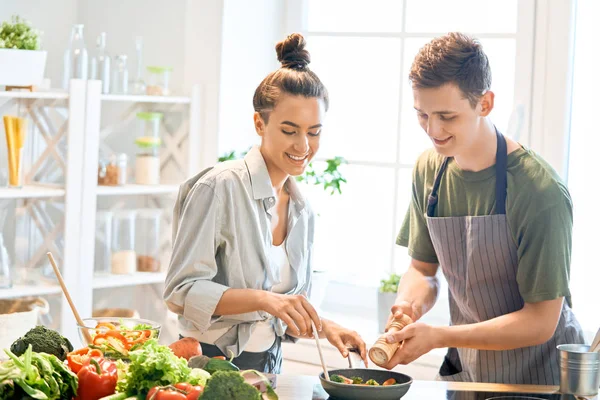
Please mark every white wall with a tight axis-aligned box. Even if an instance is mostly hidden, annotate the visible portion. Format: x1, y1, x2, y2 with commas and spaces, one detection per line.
0, 0, 79, 87
217, 0, 285, 156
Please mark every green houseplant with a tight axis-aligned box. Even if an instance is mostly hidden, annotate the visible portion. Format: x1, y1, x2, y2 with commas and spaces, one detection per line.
377, 273, 402, 333
0, 16, 47, 88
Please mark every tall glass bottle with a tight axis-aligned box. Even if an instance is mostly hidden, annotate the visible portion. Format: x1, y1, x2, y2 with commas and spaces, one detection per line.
131, 36, 146, 95
63, 24, 88, 90
90, 32, 111, 94
111, 55, 129, 95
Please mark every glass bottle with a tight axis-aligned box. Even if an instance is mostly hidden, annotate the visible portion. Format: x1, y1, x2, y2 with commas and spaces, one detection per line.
131, 36, 146, 95
90, 32, 111, 94
111, 55, 129, 95
63, 24, 88, 90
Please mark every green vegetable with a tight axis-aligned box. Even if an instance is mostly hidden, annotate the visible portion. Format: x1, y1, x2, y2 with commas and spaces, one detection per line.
0, 344, 78, 400
199, 371, 261, 400
351, 376, 363, 384
131, 324, 153, 331
10, 326, 74, 361
188, 355, 239, 374
365, 379, 380, 386
0, 15, 42, 50
188, 368, 210, 387
330, 374, 345, 383
239, 370, 278, 400
116, 339, 197, 396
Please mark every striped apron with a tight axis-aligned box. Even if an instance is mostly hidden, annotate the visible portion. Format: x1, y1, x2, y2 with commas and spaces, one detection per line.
426, 130, 585, 384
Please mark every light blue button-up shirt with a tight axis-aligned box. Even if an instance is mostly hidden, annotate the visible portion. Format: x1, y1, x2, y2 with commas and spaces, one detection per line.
163, 146, 315, 356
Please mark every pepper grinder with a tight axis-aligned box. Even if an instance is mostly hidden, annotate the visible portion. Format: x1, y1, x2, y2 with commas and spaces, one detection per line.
368, 314, 413, 367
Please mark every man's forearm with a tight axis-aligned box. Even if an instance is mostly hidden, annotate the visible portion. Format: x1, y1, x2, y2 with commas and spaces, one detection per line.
437, 299, 563, 350
395, 263, 439, 320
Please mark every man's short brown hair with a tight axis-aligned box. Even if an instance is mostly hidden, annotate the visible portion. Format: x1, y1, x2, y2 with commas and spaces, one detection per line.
409, 32, 492, 108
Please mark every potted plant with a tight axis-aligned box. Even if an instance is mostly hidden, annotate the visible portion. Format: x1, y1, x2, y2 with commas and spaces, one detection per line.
378, 273, 402, 333
0, 16, 46, 89
218, 149, 348, 308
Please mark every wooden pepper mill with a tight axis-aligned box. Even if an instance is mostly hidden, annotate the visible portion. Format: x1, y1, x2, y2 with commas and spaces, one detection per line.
368, 314, 413, 367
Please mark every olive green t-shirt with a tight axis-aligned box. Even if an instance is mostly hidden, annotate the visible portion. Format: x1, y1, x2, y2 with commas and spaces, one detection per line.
397, 146, 573, 305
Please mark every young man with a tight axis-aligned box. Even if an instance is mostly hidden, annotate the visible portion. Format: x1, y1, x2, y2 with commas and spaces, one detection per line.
386, 32, 584, 384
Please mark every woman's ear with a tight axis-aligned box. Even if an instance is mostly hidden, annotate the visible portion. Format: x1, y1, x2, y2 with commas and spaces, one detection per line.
479, 91, 495, 117
254, 112, 266, 136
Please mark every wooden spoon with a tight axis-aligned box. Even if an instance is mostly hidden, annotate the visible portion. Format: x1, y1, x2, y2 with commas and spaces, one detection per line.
46, 252, 93, 344
311, 320, 330, 381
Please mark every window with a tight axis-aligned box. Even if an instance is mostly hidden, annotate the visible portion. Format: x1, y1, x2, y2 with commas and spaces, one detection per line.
566, 0, 599, 338
293, 0, 535, 287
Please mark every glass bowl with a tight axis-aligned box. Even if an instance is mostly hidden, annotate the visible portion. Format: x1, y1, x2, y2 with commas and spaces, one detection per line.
76, 317, 161, 358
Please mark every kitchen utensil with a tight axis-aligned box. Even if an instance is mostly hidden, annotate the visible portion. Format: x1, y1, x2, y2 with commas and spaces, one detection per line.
557, 343, 600, 397
589, 327, 600, 352
319, 349, 413, 400
46, 251, 93, 344
369, 313, 413, 367
311, 319, 329, 381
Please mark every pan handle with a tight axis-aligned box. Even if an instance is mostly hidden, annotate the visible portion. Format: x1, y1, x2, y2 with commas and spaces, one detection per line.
347, 348, 364, 369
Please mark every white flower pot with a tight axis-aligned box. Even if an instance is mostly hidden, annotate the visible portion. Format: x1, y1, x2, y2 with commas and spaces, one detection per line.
0, 49, 47, 86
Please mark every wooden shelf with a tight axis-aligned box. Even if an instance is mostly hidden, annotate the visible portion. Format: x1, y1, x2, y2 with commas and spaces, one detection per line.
0, 284, 62, 300
93, 272, 167, 289
100, 94, 191, 104
96, 184, 179, 196
0, 185, 66, 200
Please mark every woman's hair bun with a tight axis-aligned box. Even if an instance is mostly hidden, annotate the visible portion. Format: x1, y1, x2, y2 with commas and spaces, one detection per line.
276, 33, 311, 70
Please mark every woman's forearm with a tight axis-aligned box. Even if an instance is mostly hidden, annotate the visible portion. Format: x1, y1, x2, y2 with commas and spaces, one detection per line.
213, 288, 266, 315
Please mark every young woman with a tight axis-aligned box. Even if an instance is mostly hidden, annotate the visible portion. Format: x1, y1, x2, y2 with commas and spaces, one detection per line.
164, 33, 367, 374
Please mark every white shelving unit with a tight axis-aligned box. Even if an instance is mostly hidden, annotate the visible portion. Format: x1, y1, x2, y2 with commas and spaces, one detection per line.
0, 81, 208, 343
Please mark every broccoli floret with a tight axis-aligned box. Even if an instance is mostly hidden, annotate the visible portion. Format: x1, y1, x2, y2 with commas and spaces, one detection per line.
351, 376, 363, 384
200, 371, 262, 400
365, 379, 380, 386
330, 374, 345, 383
10, 326, 74, 361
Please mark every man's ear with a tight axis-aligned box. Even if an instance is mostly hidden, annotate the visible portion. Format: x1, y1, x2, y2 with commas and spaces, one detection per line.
479, 91, 495, 117
254, 112, 266, 136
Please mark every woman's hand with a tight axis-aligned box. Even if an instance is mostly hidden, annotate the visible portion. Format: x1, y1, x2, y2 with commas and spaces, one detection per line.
322, 320, 369, 367
260, 292, 322, 336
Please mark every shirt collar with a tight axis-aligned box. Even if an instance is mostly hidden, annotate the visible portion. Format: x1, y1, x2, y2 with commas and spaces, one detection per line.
244, 146, 306, 213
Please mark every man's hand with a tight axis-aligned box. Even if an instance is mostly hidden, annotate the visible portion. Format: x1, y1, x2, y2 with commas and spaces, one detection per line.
383, 322, 442, 369
385, 300, 418, 332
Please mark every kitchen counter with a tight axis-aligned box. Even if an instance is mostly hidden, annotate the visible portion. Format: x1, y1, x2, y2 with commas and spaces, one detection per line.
274, 375, 598, 399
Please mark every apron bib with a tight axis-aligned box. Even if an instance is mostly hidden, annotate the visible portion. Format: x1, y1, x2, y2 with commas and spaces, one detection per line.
426, 129, 584, 384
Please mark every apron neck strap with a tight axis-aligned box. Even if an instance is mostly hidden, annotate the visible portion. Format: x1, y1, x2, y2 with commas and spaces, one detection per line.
426, 127, 508, 217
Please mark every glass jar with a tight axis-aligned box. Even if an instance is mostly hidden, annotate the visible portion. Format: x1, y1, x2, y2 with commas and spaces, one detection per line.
111, 55, 129, 95
98, 153, 127, 186
134, 112, 162, 185
135, 209, 162, 272
146, 66, 172, 96
0, 234, 12, 289
111, 210, 136, 275
94, 211, 112, 276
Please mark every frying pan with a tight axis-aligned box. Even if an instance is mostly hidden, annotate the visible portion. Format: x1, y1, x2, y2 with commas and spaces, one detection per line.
318, 349, 413, 400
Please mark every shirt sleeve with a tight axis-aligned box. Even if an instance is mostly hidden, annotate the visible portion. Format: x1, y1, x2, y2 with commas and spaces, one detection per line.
163, 182, 230, 333
515, 198, 573, 304
396, 164, 439, 264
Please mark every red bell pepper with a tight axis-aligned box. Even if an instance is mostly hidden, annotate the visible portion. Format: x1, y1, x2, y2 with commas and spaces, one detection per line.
76, 358, 118, 400
67, 347, 104, 374
146, 383, 203, 400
